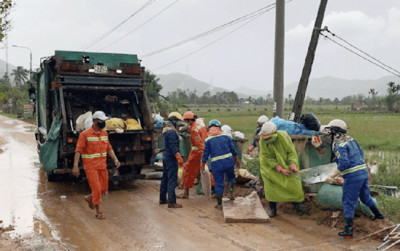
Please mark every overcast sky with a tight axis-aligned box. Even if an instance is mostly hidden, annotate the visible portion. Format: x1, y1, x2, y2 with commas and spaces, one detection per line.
2, 0, 400, 91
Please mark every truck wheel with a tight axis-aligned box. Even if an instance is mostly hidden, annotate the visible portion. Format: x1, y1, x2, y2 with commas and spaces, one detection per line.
46, 172, 58, 182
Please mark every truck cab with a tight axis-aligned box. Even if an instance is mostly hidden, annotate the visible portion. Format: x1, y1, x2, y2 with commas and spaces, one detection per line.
36, 50, 154, 182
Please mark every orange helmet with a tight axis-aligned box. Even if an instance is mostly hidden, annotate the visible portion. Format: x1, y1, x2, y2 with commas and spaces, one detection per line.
183, 111, 195, 120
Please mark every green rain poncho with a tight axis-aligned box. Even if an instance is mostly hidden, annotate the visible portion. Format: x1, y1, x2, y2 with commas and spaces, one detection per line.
259, 130, 304, 202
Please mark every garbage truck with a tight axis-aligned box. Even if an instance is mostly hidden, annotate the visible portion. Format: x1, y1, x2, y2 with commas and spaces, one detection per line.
35, 50, 154, 182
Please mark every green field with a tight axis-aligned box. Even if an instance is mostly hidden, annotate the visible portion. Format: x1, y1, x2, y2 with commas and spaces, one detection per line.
188, 105, 400, 151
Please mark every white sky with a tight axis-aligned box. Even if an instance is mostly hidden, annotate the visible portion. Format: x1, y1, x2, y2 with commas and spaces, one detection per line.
2, 0, 400, 91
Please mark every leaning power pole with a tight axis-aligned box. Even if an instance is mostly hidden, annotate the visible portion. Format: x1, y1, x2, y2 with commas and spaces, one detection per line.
291, 0, 328, 122
273, 0, 285, 118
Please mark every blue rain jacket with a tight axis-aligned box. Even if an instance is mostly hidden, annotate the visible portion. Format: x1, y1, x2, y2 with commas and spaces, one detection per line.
334, 139, 368, 182
202, 133, 237, 169
163, 129, 180, 161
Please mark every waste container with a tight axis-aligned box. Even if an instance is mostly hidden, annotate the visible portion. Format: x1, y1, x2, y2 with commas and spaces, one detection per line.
291, 134, 332, 170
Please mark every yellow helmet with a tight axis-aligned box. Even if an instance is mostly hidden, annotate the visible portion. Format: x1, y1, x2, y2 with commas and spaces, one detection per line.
168, 112, 183, 121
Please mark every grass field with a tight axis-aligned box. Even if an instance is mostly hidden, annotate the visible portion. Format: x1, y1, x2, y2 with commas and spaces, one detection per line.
189, 105, 400, 151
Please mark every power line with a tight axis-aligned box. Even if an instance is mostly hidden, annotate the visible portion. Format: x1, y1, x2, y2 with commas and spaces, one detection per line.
82, 0, 156, 51
142, 2, 277, 58
319, 32, 400, 78
99, 0, 179, 51
152, 5, 275, 71
322, 27, 400, 76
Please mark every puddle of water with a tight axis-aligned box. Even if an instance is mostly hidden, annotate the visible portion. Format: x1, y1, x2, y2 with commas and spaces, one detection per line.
0, 136, 39, 236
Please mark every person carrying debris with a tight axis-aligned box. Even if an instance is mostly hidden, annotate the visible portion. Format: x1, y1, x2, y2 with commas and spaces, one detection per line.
159, 112, 185, 208
201, 119, 240, 209
178, 111, 208, 199
73, 111, 120, 220
246, 115, 269, 154
326, 119, 384, 239
259, 121, 304, 217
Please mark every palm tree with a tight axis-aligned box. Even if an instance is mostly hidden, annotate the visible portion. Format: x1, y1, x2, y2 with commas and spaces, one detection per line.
11, 66, 28, 87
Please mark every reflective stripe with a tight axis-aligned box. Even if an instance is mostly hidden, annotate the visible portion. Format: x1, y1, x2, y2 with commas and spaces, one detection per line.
205, 133, 228, 142
195, 125, 204, 132
87, 137, 99, 142
82, 152, 107, 159
82, 153, 101, 159
100, 136, 108, 141
211, 153, 232, 162
191, 146, 199, 150
341, 164, 367, 175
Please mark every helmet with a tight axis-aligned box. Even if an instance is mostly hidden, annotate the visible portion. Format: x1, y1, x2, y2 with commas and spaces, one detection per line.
259, 121, 276, 135
221, 125, 233, 137
257, 115, 269, 127
327, 119, 347, 133
168, 112, 183, 121
183, 111, 195, 120
208, 119, 221, 128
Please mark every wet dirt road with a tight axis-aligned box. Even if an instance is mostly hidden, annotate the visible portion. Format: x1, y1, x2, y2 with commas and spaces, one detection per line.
0, 116, 382, 250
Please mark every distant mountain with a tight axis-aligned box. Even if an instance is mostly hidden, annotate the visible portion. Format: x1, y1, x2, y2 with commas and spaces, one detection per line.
158, 73, 398, 100
284, 76, 398, 99
158, 73, 267, 98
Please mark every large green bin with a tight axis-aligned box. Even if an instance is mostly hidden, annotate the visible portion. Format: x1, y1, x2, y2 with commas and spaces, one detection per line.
291, 134, 332, 170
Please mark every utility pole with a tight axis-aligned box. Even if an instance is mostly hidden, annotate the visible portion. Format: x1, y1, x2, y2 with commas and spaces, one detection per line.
291, 0, 328, 122
273, 0, 285, 118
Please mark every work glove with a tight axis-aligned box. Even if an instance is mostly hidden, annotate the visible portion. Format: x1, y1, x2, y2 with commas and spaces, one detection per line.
276, 164, 291, 176
175, 153, 184, 167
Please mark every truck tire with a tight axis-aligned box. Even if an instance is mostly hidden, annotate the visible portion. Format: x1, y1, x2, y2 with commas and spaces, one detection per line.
46, 172, 58, 182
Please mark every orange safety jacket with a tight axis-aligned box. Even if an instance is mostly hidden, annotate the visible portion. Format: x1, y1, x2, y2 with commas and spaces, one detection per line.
75, 126, 112, 170
189, 122, 207, 154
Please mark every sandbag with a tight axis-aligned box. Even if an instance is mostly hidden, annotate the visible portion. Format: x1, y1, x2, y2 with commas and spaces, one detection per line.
200, 165, 211, 199
105, 118, 125, 130
125, 118, 142, 130
299, 113, 321, 131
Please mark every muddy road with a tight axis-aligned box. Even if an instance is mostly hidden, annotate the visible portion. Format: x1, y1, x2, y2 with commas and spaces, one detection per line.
0, 115, 382, 250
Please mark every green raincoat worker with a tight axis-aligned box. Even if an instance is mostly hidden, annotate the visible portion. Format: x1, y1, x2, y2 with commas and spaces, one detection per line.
259, 121, 304, 217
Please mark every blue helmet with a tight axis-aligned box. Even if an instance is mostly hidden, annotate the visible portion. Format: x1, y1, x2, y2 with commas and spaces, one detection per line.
208, 119, 221, 128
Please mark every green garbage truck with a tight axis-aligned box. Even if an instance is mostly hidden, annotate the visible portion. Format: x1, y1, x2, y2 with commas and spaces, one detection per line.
35, 50, 154, 182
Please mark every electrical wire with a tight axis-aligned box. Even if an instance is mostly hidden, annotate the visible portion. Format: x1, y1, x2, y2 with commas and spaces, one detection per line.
322, 28, 400, 76
320, 32, 400, 78
151, 5, 274, 71
82, 0, 156, 51
142, 2, 278, 58
99, 0, 179, 51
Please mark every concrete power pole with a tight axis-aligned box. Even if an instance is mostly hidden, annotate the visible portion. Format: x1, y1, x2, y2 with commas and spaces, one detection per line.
273, 0, 285, 118
291, 0, 328, 122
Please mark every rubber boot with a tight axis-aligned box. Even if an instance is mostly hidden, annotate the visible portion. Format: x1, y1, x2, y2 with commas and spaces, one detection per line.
338, 217, 353, 239
268, 202, 277, 217
294, 202, 304, 215
369, 204, 384, 220
228, 182, 235, 201
215, 194, 223, 210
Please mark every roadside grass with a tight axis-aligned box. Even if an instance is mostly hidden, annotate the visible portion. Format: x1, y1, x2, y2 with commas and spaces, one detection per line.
375, 195, 400, 223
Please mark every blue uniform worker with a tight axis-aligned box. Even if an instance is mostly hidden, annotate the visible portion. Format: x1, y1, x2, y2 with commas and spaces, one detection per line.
327, 119, 384, 239
159, 112, 185, 208
201, 119, 240, 209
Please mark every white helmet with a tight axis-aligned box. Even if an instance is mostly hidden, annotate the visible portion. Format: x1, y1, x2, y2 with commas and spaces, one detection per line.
327, 119, 347, 132
257, 115, 269, 127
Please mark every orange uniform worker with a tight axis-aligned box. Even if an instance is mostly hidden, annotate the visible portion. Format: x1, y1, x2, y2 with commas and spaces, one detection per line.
72, 111, 120, 220
178, 111, 208, 199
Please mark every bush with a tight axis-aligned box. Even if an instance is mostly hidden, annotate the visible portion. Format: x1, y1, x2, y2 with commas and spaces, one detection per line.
208, 109, 212, 112
227, 108, 231, 112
